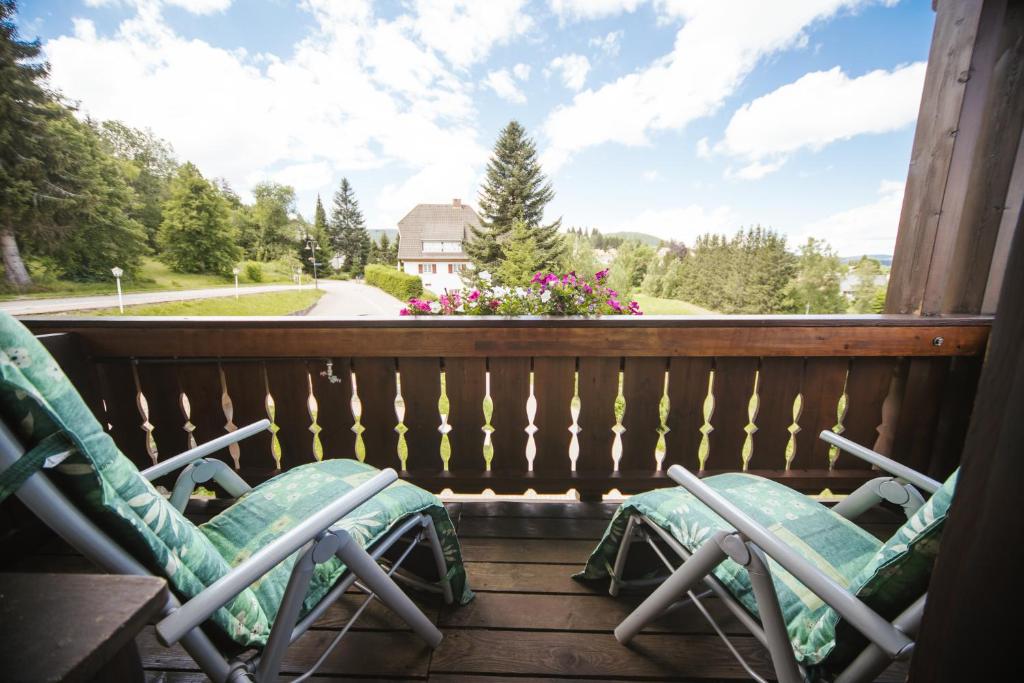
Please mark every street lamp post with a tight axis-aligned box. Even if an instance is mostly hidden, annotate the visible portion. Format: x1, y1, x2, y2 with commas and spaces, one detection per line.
232, 267, 240, 299
299, 231, 320, 290
111, 267, 124, 313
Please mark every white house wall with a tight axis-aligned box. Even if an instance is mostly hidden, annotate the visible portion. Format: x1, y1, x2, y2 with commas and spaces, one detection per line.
401, 262, 466, 295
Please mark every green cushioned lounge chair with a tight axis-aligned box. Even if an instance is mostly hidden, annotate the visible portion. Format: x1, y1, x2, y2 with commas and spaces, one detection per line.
0, 312, 472, 683
580, 432, 954, 683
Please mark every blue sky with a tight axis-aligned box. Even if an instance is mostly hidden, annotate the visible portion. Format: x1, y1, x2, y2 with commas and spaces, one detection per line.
19, 0, 935, 256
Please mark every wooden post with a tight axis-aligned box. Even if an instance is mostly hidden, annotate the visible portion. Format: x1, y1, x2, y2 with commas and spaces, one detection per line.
887, 0, 1024, 315
909, 149, 1024, 683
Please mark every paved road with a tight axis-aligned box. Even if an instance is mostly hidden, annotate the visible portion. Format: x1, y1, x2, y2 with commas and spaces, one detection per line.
1, 283, 307, 316
305, 280, 405, 316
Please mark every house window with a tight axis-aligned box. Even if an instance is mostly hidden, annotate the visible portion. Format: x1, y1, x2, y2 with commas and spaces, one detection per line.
451, 263, 467, 273
418, 263, 437, 274
422, 241, 462, 253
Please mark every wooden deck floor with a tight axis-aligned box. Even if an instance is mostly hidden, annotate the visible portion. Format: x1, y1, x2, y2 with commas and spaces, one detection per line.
2, 499, 908, 682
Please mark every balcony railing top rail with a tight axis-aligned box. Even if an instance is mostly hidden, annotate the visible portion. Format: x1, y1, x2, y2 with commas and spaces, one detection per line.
25, 315, 991, 498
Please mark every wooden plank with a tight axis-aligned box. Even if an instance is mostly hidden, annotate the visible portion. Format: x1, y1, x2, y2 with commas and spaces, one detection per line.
443, 357, 486, 473
36, 333, 104, 419
792, 358, 849, 470
397, 358, 442, 473
430, 630, 774, 680
928, 355, 982, 479
706, 358, 758, 471
134, 363, 187, 465
575, 357, 619, 479
464, 561, 606, 594
487, 358, 530, 483
0, 573, 167, 683
439, 592, 744, 635
137, 627, 431, 678
531, 357, 575, 478
754, 358, 803, 471
890, 357, 950, 473
308, 357, 356, 460
313, 592, 440, 631
176, 362, 230, 463
456, 516, 609, 540
458, 500, 616, 519
458, 538, 598, 564
96, 362, 149, 468
27, 318, 992, 359
219, 361, 274, 470
352, 357, 399, 471
837, 358, 898, 469
264, 360, 316, 469
886, 0, 985, 314
663, 357, 712, 470
619, 357, 664, 473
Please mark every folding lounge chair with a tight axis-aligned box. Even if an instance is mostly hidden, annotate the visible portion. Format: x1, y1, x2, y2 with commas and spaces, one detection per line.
579, 432, 955, 683
0, 312, 472, 683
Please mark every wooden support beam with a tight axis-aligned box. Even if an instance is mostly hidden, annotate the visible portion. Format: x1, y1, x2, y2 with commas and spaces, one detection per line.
887, 0, 1024, 315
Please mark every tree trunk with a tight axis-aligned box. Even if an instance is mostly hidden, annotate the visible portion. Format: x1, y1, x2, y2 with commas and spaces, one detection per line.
0, 226, 33, 288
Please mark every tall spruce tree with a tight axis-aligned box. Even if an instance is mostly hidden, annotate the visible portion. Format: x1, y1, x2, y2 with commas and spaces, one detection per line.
158, 163, 240, 274
467, 120, 562, 281
0, 0, 60, 287
329, 178, 371, 275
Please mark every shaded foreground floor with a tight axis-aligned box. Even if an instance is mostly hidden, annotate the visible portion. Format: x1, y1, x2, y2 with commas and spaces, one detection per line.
3, 500, 907, 682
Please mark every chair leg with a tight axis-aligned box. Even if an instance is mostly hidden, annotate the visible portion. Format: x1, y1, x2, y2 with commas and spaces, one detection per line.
335, 530, 444, 648
614, 532, 730, 644
420, 514, 455, 604
609, 514, 639, 597
746, 544, 805, 683
254, 541, 318, 683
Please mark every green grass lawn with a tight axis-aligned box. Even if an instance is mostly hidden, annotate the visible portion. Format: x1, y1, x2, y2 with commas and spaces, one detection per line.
0, 257, 297, 301
89, 289, 324, 316
632, 294, 713, 315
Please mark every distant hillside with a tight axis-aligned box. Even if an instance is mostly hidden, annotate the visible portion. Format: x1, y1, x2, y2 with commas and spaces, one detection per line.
368, 229, 399, 244
840, 254, 893, 266
603, 231, 663, 247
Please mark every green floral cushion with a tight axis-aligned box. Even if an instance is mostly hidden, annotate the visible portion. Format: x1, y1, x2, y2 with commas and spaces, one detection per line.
808, 469, 957, 673
0, 312, 471, 648
577, 473, 883, 665
201, 458, 471, 629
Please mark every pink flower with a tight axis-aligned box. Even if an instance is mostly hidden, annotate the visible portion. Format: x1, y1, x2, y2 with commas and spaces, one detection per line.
607, 298, 622, 312
595, 269, 609, 281
399, 308, 410, 316
488, 299, 500, 310
531, 272, 544, 284
629, 301, 642, 315
468, 289, 480, 302
583, 284, 593, 294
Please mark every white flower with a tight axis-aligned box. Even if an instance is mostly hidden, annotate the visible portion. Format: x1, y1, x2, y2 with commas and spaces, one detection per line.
479, 271, 492, 283
540, 290, 552, 303
429, 301, 442, 313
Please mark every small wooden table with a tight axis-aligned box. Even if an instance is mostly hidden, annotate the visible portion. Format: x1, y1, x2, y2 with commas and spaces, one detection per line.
0, 573, 168, 683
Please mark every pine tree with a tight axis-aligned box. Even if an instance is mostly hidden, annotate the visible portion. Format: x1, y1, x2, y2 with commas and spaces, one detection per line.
0, 0, 61, 287
329, 177, 371, 275
495, 221, 543, 286
158, 163, 240, 274
467, 120, 563, 281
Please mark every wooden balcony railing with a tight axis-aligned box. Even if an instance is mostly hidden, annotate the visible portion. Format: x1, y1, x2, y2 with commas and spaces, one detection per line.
26, 315, 991, 497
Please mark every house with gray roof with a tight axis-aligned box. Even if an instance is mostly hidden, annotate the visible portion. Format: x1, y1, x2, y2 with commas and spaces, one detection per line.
397, 199, 480, 293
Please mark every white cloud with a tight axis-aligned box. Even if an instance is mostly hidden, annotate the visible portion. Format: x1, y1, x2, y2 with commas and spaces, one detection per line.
483, 69, 527, 103
45, 0, 489, 227
84, 0, 232, 14
548, 53, 591, 91
794, 180, 904, 255
695, 137, 711, 159
642, 169, 660, 182
542, 1, 881, 171
412, 0, 533, 69
589, 30, 623, 57
614, 204, 738, 243
512, 62, 531, 80
716, 62, 926, 178
549, 0, 644, 23
725, 158, 788, 180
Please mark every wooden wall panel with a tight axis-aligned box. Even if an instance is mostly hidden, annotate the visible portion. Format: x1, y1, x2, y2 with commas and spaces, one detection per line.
96, 362, 148, 468
134, 363, 187, 461
619, 358, 664, 473
352, 358, 399, 471
487, 358, 530, 479
264, 361, 316, 469
791, 359, 848, 470
444, 358, 487, 473
531, 358, 575, 477
664, 358, 712, 470
890, 357, 951, 473
575, 357, 619, 477
754, 358, 803, 471
837, 358, 898, 469
309, 358, 356, 460
220, 362, 274, 469
706, 358, 758, 471
398, 358, 442, 473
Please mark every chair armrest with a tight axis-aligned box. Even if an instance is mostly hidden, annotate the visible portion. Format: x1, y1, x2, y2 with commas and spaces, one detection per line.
155, 467, 398, 646
818, 431, 941, 495
140, 419, 271, 481
666, 464, 915, 660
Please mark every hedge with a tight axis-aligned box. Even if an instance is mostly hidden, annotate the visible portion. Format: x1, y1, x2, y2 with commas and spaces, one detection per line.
364, 264, 424, 300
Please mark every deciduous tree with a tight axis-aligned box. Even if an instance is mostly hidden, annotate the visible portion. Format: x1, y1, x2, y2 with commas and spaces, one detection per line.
158, 163, 240, 274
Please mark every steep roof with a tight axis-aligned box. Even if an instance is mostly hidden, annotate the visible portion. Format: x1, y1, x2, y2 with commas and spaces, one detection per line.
397, 201, 480, 261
